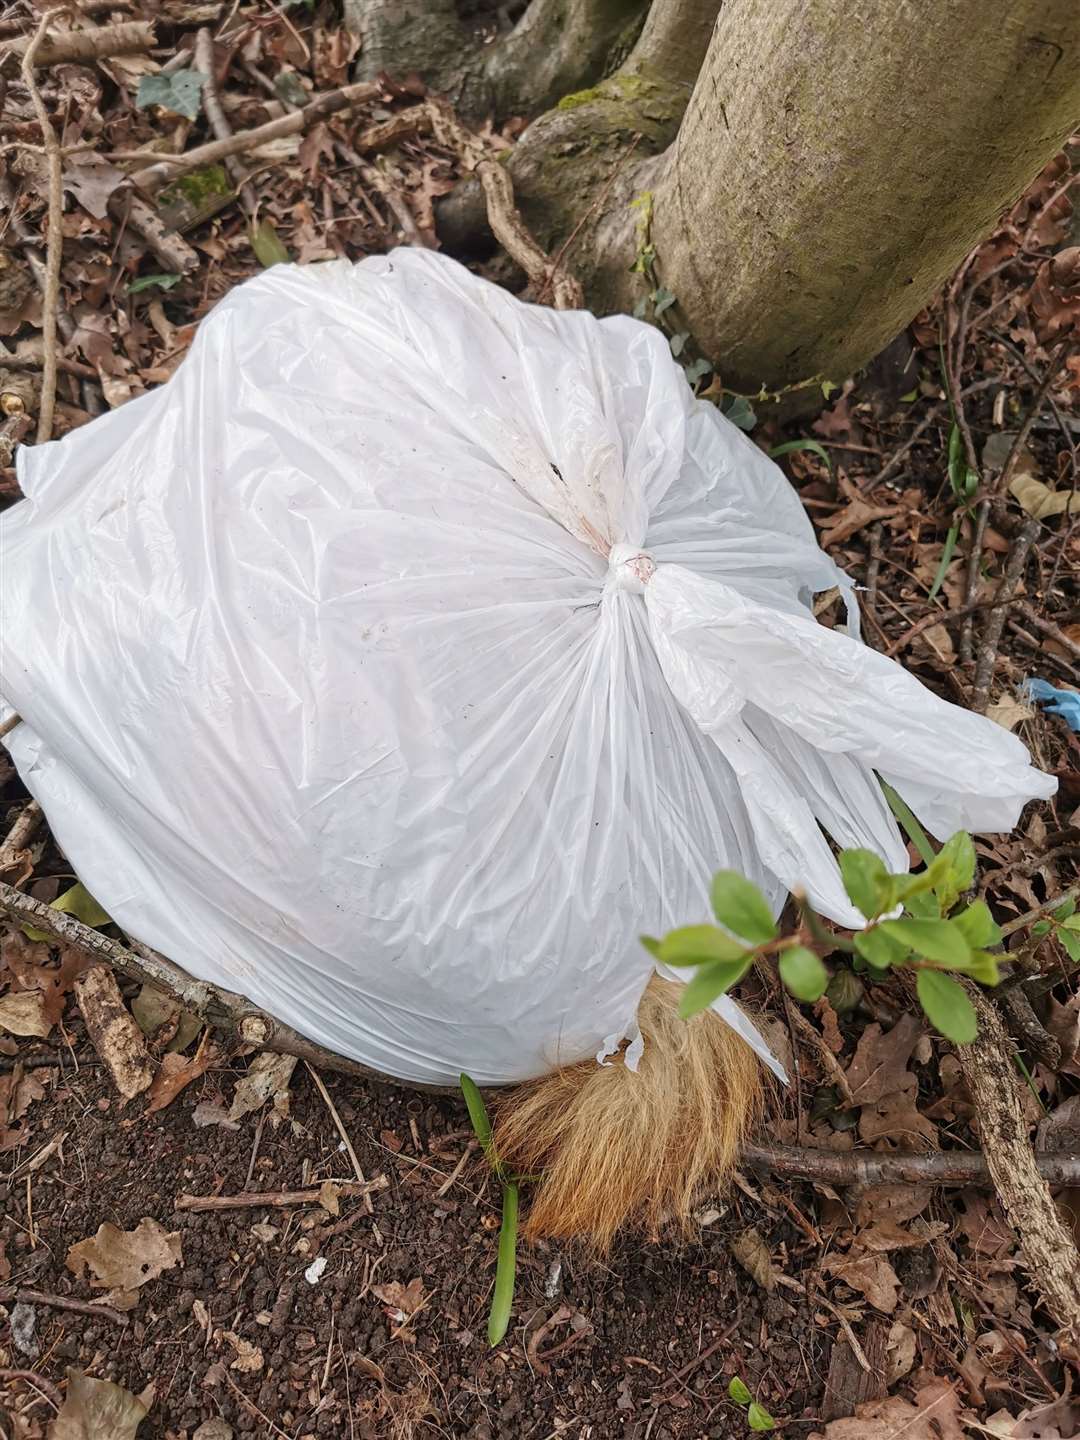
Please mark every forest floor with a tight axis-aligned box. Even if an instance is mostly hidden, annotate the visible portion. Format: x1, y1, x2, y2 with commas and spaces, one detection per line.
1, 3, 1079, 1438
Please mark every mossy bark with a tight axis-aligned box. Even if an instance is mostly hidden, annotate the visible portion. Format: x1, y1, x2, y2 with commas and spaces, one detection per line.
343, 0, 647, 121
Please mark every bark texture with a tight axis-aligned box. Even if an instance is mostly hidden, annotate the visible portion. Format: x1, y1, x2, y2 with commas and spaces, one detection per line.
344, 0, 647, 121
646, 0, 1080, 390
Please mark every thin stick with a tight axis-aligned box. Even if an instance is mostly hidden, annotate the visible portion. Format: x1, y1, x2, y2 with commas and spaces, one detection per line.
861, 377, 1001, 489
20, 11, 65, 444
194, 27, 255, 215
0, 1369, 62, 1410
1014, 601, 1080, 662
175, 1176, 388, 1211
3, 19, 154, 67
992, 339, 1074, 498
884, 596, 998, 658
971, 515, 1041, 712
0, 1286, 128, 1326
743, 1142, 1080, 1187
305, 1061, 375, 1214
1000, 885, 1080, 937
126, 83, 391, 194
0, 353, 98, 380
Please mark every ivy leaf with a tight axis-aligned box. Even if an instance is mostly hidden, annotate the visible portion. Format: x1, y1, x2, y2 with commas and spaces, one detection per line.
652, 285, 676, 316
669, 331, 689, 357
916, 969, 977, 1043
659, 925, 749, 968
952, 899, 1001, 949
137, 69, 207, 121
839, 849, 893, 919
677, 956, 753, 1019
710, 872, 777, 945
880, 918, 970, 968
683, 357, 713, 385
721, 394, 756, 431
748, 1402, 776, 1431
779, 946, 828, 1002
728, 1377, 752, 1405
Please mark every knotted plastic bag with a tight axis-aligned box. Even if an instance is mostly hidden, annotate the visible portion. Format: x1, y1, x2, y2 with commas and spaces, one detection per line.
0, 251, 1055, 1086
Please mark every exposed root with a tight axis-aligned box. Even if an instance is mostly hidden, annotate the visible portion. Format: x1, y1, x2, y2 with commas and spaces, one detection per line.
492, 975, 762, 1252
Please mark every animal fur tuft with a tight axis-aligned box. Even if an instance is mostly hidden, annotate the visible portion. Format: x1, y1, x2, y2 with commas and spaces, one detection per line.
491, 976, 763, 1252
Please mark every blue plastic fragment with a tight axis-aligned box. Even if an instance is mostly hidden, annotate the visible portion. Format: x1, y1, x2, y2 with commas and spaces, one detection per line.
1026, 678, 1080, 733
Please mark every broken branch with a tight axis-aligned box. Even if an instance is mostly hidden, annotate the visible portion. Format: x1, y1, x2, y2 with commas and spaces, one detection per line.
744, 1142, 1080, 1187
2, 19, 154, 68
20, 12, 64, 444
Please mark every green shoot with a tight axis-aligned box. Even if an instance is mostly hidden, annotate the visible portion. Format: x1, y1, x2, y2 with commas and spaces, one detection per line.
460, 1073, 520, 1347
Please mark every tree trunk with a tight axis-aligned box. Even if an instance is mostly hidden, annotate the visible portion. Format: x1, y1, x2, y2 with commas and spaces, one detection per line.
646, 0, 1080, 392
344, 0, 648, 121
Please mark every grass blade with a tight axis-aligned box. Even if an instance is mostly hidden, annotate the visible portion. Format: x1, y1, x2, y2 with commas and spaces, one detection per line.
927, 518, 959, 600
459, 1072, 495, 1168
488, 1181, 519, 1346
768, 438, 832, 472
880, 780, 936, 867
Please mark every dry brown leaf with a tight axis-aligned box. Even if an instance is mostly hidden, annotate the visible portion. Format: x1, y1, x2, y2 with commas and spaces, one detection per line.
729, 1226, 779, 1293
886, 1320, 917, 1384
0, 1065, 49, 1152
808, 1377, 967, 1439
992, 1393, 1080, 1438
844, 1014, 922, 1106
67, 1217, 182, 1301
49, 1368, 148, 1440
62, 158, 127, 220
1009, 470, 1078, 520
145, 1039, 216, 1114
0, 988, 52, 1038
372, 1277, 427, 1318
229, 1051, 297, 1124
222, 1331, 264, 1373
858, 1086, 938, 1149
986, 693, 1037, 732
1029, 245, 1080, 345
823, 1253, 900, 1313
853, 1220, 932, 1253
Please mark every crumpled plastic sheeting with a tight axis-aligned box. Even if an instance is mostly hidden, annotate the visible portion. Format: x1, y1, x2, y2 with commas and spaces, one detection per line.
0, 251, 1056, 1086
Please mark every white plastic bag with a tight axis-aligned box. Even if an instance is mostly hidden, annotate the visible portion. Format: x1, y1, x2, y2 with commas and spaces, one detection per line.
0, 251, 1055, 1086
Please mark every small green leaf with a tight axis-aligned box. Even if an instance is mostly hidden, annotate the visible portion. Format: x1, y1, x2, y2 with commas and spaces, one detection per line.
927, 520, 959, 602
677, 956, 753, 1019
779, 946, 828, 1002
274, 70, 310, 108
769, 438, 832, 473
826, 967, 864, 1013
853, 924, 910, 972
683, 357, 712, 385
459, 1073, 495, 1169
748, 1401, 776, 1431
1061, 914, 1080, 933
916, 969, 977, 1044
839, 849, 893, 919
1031, 919, 1053, 937
128, 272, 183, 294
487, 1181, 518, 1346
880, 780, 935, 866
1053, 898, 1077, 921
251, 218, 291, 268
722, 394, 757, 431
728, 1377, 752, 1406
934, 831, 976, 906
952, 949, 1000, 985
660, 925, 751, 968
669, 331, 689, 357
1060, 927, 1080, 965
137, 69, 207, 121
710, 872, 777, 944
880, 918, 971, 968
652, 285, 676, 316
904, 889, 940, 920
899, 388, 918, 403
821, 380, 838, 400
640, 934, 662, 959
952, 899, 1000, 949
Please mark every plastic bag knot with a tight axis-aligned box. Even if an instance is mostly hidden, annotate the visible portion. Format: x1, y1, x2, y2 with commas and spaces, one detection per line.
607, 543, 655, 594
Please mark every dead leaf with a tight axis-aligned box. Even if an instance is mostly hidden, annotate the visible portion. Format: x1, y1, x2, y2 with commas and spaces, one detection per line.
372, 1277, 426, 1320
297, 121, 335, 182
229, 1051, 296, 1123
222, 1331, 264, 1373
729, 1226, 779, 1293
67, 1217, 182, 1303
1029, 245, 1080, 345
145, 1038, 216, 1113
809, 1376, 967, 1439
0, 1064, 49, 1152
0, 988, 52, 1037
192, 1100, 241, 1129
823, 1253, 900, 1313
886, 1320, 917, 1383
49, 1368, 148, 1440
853, 1220, 933, 1253
1009, 470, 1078, 520
818, 497, 901, 549
318, 1179, 341, 1216
987, 693, 1036, 732
62, 158, 127, 220
844, 1014, 922, 1106
858, 1086, 938, 1149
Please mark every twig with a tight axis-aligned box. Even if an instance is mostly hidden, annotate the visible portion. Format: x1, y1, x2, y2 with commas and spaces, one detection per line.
305, 1061, 375, 1214
993, 339, 1074, 498
0, 352, 98, 380
958, 498, 990, 666
885, 596, 998, 658
175, 1176, 388, 1211
108, 190, 199, 275
956, 984, 1080, 1337
1000, 885, 1080, 937
1014, 600, 1080, 662
193, 27, 255, 215
861, 377, 1000, 489
743, 1142, 1080, 1187
971, 515, 1041, 712
435, 1140, 476, 1198
126, 82, 389, 193
20, 11, 65, 444
0, 877, 451, 1093
3, 19, 154, 67
0, 1286, 128, 1326
0, 1369, 62, 1410
0, 0, 133, 37
427, 98, 583, 310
